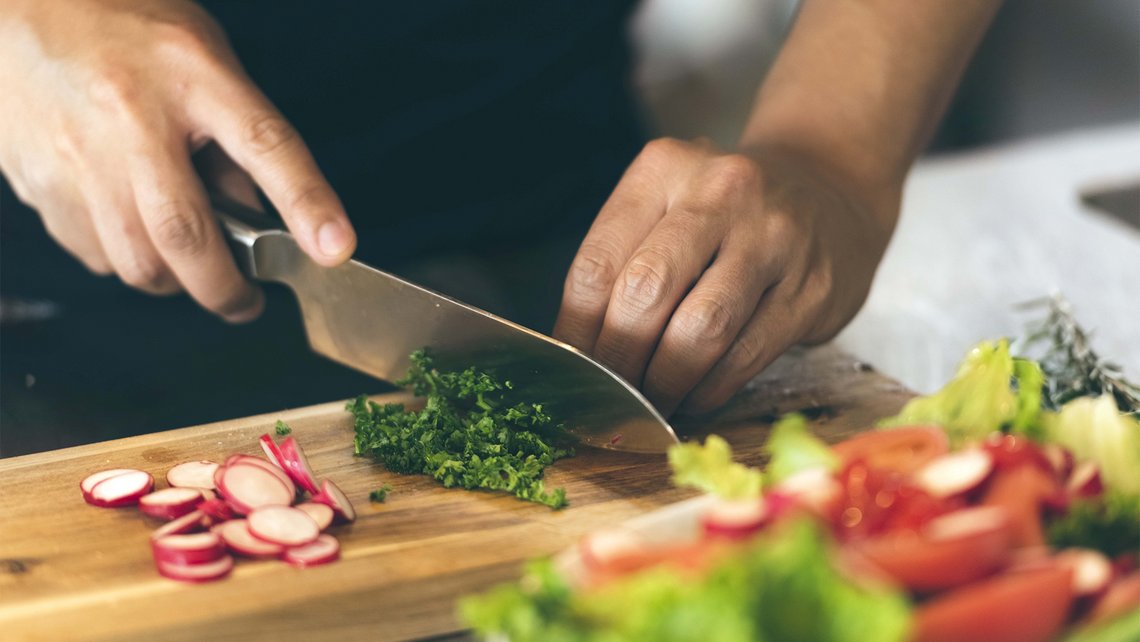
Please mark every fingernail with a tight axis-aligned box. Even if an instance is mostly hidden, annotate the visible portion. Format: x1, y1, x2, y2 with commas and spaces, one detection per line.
318, 220, 353, 258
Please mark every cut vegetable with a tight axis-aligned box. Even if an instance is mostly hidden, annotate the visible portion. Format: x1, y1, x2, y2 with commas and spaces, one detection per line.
87, 470, 154, 507
80, 468, 139, 496
1067, 461, 1104, 499
1042, 443, 1075, 481
165, 460, 219, 490
771, 466, 841, 517
701, 498, 769, 540
155, 554, 234, 583
217, 464, 294, 515
311, 479, 356, 522
139, 487, 203, 521
151, 510, 208, 539
295, 502, 334, 531
579, 529, 644, 571
982, 464, 1058, 548
283, 534, 341, 568
247, 506, 320, 547
913, 449, 994, 499
259, 433, 287, 470
225, 455, 296, 498
151, 532, 226, 565
831, 426, 949, 476
196, 498, 237, 523
214, 519, 285, 559
1058, 548, 1114, 598
277, 437, 321, 495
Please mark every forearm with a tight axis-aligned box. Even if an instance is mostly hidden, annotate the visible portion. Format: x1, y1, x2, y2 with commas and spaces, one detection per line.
740, 0, 1001, 226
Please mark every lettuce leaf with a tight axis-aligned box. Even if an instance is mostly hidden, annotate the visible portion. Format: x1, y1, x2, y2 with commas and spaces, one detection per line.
1046, 395, 1140, 497
667, 435, 763, 500
763, 413, 839, 484
460, 519, 912, 642
879, 340, 1045, 446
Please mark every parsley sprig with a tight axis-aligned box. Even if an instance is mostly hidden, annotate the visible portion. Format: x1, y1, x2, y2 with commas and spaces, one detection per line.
349, 350, 574, 509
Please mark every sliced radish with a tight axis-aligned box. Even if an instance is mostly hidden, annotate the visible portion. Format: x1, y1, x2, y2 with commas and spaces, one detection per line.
913, 449, 994, 499
151, 532, 226, 565
283, 534, 341, 568
215, 519, 285, 559
217, 463, 294, 515
277, 437, 321, 495
1066, 461, 1103, 499
155, 554, 234, 583
139, 487, 204, 520
1059, 548, 1114, 598
701, 498, 769, 540
80, 468, 139, 496
87, 470, 154, 507
773, 466, 842, 516
225, 454, 296, 497
152, 509, 208, 539
295, 502, 335, 531
259, 433, 288, 470
311, 479, 356, 522
1042, 444, 1074, 481
579, 529, 644, 570
197, 498, 238, 522
165, 460, 219, 490
247, 506, 320, 547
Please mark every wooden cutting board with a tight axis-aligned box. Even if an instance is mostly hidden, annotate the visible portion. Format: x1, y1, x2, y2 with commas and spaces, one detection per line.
0, 346, 912, 641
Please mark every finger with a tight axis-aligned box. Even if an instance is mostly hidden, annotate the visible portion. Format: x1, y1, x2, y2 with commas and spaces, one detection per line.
35, 189, 114, 275
589, 205, 725, 387
190, 74, 355, 266
552, 139, 685, 352
82, 175, 181, 295
680, 283, 801, 415
128, 135, 264, 323
193, 142, 262, 211
641, 243, 782, 416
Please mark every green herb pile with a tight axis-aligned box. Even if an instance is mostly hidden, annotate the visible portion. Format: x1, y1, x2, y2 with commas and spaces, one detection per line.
349, 350, 574, 509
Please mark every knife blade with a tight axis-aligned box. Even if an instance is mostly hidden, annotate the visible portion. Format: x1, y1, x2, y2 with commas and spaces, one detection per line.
214, 196, 679, 453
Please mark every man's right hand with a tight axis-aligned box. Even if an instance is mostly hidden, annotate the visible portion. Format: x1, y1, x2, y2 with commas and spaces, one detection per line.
0, 0, 356, 322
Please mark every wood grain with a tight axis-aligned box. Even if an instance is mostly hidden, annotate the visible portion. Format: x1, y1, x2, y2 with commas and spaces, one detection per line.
0, 345, 912, 641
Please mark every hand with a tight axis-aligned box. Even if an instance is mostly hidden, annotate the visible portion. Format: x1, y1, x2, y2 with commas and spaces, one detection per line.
553, 138, 896, 416
0, 0, 355, 322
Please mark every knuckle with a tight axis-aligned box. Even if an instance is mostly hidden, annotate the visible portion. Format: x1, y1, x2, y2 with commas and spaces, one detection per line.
723, 333, 766, 374
764, 211, 796, 245
152, 21, 216, 59
617, 248, 674, 312
674, 297, 735, 343
152, 200, 209, 256
241, 111, 298, 155
566, 243, 620, 299
639, 137, 683, 164
285, 181, 332, 216
117, 253, 168, 291
705, 154, 760, 197
88, 66, 142, 115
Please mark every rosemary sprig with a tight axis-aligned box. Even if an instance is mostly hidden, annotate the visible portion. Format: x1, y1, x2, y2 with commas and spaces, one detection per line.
1017, 294, 1140, 415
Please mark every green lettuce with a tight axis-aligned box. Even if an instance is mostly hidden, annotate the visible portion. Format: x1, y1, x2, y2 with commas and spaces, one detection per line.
460, 519, 912, 642
1060, 608, 1140, 642
762, 413, 839, 484
880, 339, 1045, 446
1046, 395, 1140, 497
667, 435, 762, 500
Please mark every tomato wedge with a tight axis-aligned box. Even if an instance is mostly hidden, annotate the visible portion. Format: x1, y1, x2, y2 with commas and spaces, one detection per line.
981, 464, 1059, 548
832, 427, 949, 476
911, 564, 1073, 642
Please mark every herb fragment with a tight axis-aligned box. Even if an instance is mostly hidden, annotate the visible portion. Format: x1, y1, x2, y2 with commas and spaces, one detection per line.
1046, 490, 1140, 558
349, 350, 573, 509
274, 420, 292, 436
369, 484, 392, 503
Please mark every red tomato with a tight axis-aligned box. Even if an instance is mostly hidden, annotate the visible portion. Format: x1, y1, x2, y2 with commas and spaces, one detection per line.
982, 434, 1052, 476
584, 540, 728, 588
851, 506, 1012, 593
832, 427, 949, 476
833, 459, 955, 541
911, 564, 1074, 642
981, 464, 1059, 548
1088, 571, 1140, 625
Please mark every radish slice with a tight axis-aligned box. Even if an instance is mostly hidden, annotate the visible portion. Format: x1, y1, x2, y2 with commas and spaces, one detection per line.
913, 449, 994, 499
773, 466, 841, 516
259, 434, 288, 470
215, 519, 285, 559
295, 502, 335, 531
1042, 444, 1074, 481
197, 498, 238, 522
247, 506, 320, 547
80, 468, 139, 496
226, 455, 296, 498
152, 509, 208, 539
217, 464, 294, 515
88, 470, 154, 507
155, 554, 234, 583
151, 532, 226, 565
579, 529, 644, 570
139, 487, 203, 520
1059, 548, 1114, 597
165, 460, 219, 490
1066, 461, 1103, 499
311, 479, 356, 522
277, 437, 321, 495
701, 499, 768, 540
283, 534, 340, 568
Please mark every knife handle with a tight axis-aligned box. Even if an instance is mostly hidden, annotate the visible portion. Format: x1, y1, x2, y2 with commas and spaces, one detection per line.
210, 193, 294, 282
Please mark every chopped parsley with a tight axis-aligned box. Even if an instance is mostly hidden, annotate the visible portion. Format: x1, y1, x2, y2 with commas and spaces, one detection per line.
369, 484, 392, 503
1047, 490, 1140, 558
349, 350, 574, 509
274, 420, 292, 436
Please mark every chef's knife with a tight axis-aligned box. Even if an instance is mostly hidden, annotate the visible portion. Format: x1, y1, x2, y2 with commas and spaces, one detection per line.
214, 196, 679, 453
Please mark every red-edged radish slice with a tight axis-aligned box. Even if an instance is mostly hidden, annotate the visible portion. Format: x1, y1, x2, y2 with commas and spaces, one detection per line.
165, 460, 219, 490
913, 449, 994, 499
1042, 444, 1074, 481
295, 502, 335, 531
151, 532, 225, 565
247, 506, 320, 547
80, 468, 139, 496
1059, 548, 1114, 598
88, 470, 154, 507
215, 519, 285, 559
311, 479, 356, 522
155, 554, 234, 583
139, 487, 203, 520
197, 498, 237, 522
283, 534, 341, 568
579, 529, 644, 570
217, 464, 294, 515
1066, 461, 1103, 499
259, 434, 287, 470
701, 499, 769, 540
277, 437, 321, 495
226, 455, 296, 497
773, 466, 841, 516
152, 510, 208, 539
